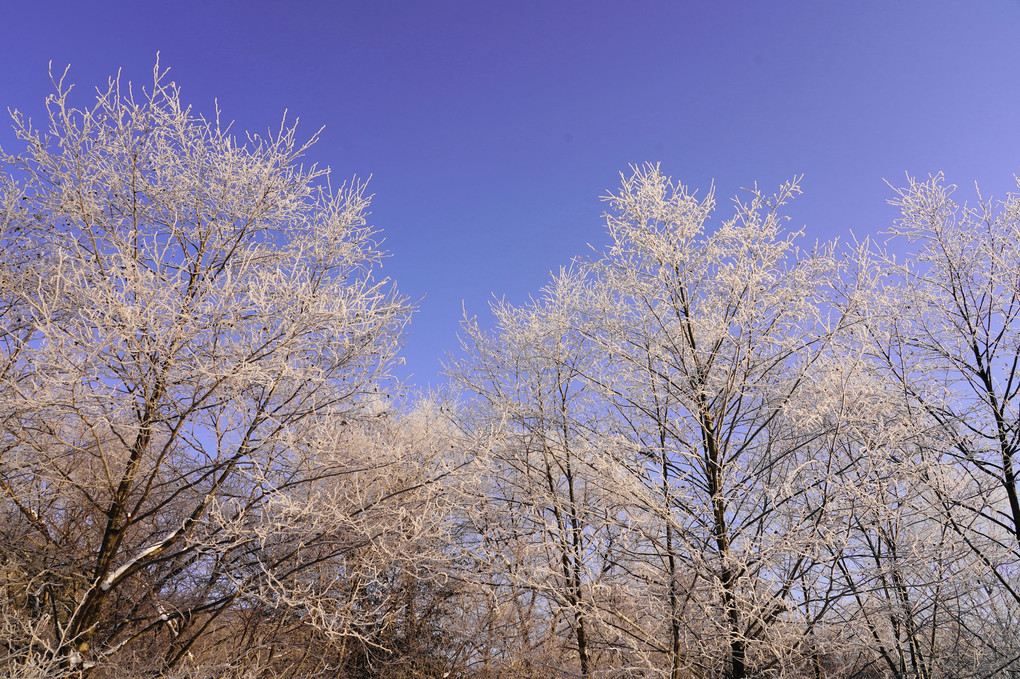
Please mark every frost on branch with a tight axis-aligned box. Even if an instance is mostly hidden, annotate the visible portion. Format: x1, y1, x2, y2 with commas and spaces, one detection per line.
0, 62, 420, 677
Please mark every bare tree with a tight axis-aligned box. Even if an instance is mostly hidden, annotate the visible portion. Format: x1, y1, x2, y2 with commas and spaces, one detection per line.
0, 63, 413, 677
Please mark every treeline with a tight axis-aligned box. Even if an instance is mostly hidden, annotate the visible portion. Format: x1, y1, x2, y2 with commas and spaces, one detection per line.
2, 67, 1020, 679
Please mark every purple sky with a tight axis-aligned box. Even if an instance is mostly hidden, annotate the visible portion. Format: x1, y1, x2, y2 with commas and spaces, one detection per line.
3, 1, 1020, 391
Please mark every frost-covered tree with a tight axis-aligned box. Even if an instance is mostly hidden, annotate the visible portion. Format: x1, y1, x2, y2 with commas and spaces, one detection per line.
849, 174, 1020, 675
448, 166, 873, 678
0, 64, 415, 677
447, 269, 624, 679
584, 166, 855, 679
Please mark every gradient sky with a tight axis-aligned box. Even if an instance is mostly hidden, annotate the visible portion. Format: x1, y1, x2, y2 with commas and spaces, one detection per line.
3, 1, 1020, 391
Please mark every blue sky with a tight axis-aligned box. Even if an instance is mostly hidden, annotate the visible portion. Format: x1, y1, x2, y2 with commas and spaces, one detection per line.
3, 1, 1020, 390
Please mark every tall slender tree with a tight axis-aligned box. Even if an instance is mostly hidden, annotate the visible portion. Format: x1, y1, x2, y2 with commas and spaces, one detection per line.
448, 270, 622, 679
851, 173, 1020, 674
586, 165, 848, 678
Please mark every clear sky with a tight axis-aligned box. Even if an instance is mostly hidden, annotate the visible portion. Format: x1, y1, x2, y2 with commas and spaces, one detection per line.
3, 1, 1020, 390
